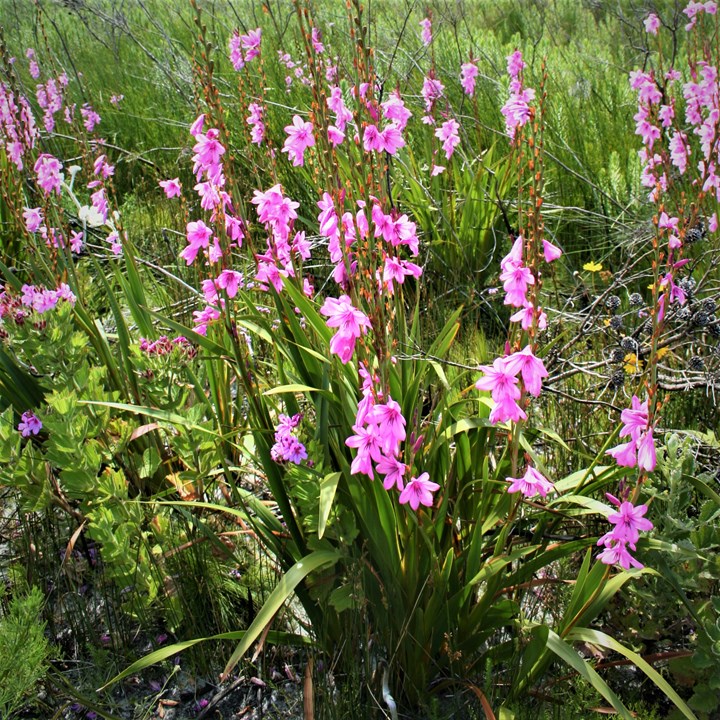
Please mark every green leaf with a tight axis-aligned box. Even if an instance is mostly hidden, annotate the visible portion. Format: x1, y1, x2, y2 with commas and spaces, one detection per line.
264, 383, 333, 399
98, 630, 309, 690
318, 472, 341, 539
222, 550, 340, 678
544, 629, 633, 720
568, 628, 698, 720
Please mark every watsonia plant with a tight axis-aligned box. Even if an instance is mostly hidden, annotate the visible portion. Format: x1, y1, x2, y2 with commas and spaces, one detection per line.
0, 0, 715, 717
94, 2, 704, 717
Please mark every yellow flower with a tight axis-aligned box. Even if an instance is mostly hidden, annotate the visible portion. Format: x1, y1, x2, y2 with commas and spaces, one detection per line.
624, 353, 642, 373
583, 261, 603, 272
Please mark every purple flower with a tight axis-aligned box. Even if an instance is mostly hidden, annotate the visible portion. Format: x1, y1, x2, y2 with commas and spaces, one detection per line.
18, 411, 42, 437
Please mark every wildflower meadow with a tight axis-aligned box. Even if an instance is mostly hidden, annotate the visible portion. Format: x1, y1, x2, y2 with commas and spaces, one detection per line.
0, 1, 719, 718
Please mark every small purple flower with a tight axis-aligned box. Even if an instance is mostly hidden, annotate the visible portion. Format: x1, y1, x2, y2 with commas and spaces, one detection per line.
18, 411, 42, 437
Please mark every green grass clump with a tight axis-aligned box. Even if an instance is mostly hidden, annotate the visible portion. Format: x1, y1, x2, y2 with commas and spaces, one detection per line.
0, 585, 53, 718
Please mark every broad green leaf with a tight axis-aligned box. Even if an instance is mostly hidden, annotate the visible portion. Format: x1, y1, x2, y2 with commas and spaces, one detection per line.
222, 550, 340, 678
318, 472, 341, 539
544, 629, 633, 720
568, 628, 698, 720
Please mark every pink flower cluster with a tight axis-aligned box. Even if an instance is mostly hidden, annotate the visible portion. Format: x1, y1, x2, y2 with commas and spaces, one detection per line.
180, 116, 246, 333
597, 495, 653, 570
683, 1, 717, 31
251, 184, 309, 293
36, 71, 68, 133
20, 283, 76, 313
22, 206, 83, 253
460, 61, 478, 96
500, 235, 560, 329
434, 119, 460, 160
26, 48, 40, 79
246, 102, 265, 145
1, 79, 38, 171
139, 335, 194, 357
0, 283, 76, 320
80, 104, 101, 132
606, 395, 657, 472
475, 346, 548, 425
419, 17, 432, 46
229, 28, 262, 71
345, 367, 438, 510
500, 50, 535, 140
421, 73, 444, 123
271, 413, 308, 465
34, 153, 63, 195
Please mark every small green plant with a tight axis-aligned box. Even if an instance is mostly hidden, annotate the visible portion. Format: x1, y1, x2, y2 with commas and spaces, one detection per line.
0, 585, 53, 718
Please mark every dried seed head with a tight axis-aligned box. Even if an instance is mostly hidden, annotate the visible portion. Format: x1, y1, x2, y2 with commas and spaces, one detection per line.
620, 336, 637, 351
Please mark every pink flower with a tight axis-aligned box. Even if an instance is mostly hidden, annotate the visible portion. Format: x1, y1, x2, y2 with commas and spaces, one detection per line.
382, 256, 422, 293
311, 27, 324, 53
363, 124, 383, 152
398, 472, 439, 510
644, 13, 661, 35
23, 207, 43, 233
419, 17, 432, 46
505, 345, 548, 397
475, 357, 520, 403
159, 178, 182, 199
368, 397, 406, 453
345, 423, 383, 478
18, 411, 42, 437
34, 154, 63, 195
376, 454, 407, 491
507, 465, 554, 498
507, 50, 526, 78
180, 220, 213, 265
320, 295, 372, 364
603, 501, 653, 545
500, 263, 534, 307
217, 270, 243, 298
379, 124, 405, 154
510, 303, 547, 331
435, 119, 461, 159
637, 428, 657, 471
460, 62, 478, 96
542, 239, 562, 262
597, 538, 644, 570
606, 439, 638, 468
381, 92, 412, 130
282, 115, 315, 167
327, 125, 345, 146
